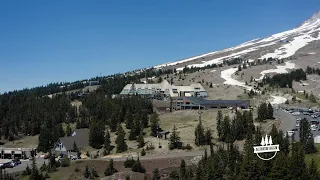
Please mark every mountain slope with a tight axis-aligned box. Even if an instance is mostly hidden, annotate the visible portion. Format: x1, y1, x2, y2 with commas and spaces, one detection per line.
154, 11, 320, 71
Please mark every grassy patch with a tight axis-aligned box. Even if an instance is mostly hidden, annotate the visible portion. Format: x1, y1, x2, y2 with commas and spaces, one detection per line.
305, 144, 320, 170
3, 135, 39, 148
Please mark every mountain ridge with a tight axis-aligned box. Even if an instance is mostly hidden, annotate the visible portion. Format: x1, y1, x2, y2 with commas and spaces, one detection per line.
154, 10, 320, 70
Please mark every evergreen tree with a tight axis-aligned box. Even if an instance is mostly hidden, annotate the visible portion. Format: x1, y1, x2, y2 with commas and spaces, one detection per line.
169, 125, 182, 150
131, 157, 146, 173
125, 110, 133, 129
309, 93, 317, 103
73, 141, 78, 152
216, 110, 223, 139
66, 123, 72, 136
246, 110, 255, 139
91, 167, 99, 177
204, 129, 212, 145
84, 165, 91, 179
180, 159, 186, 180
194, 120, 205, 146
267, 102, 274, 119
305, 133, 317, 154
300, 118, 310, 145
104, 159, 118, 176
257, 102, 268, 121
37, 127, 54, 153
137, 132, 145, 148
153, 168, 161, 180
141, 110, 149, 128
221, 116, 231, 142
29, 157, 43, 180
287, 142, 308, 179
150, 112, 159, 137
89, 119, 105, 148
104, 129, 111, 154
115, 124, 128, 153
268, 152, 289, 179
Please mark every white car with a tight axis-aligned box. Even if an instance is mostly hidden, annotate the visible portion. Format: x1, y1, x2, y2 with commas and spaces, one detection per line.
292, 112, 301, 116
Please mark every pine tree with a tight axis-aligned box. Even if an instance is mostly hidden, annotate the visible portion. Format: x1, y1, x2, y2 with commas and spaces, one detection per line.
300, 118, 311, 150
89, 119, 105, 149
169, 125, 182, 150
180, 159, 186, 180
288, 142, 308, 179
84, 165, 91, 178
131, 157, 146, 173
66, 123, 72, 136
104, 159, 118, 176
125, 110, 133, 129
309, 93, 317, 103
104, 129, 111, 154
194, 120, 205, 146
204, 129, 212, 145
221, 116, 231, 142
268, 152, 289, 179
216, 110, 223, 139
29, 157, 42, 180
246, 110, 255, 139
91, 167, 99, 177
73, 141, 78, 152
153, 168, 161, 180
257, 102, 268, 121
137, 132, 145, 148
141, 111, 149, 128
57, 123, 65, 137
150, 112, 159, 137
305, 133, 317, 154
115, 124, 128, 153
267, 103, 274, 119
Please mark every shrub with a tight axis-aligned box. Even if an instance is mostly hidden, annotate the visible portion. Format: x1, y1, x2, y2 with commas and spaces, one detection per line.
40, 162, 47, 172
184, 144, 193, 150
124, 157, 135, 168
131, 158, 146, 173
74, 166, 80, 172
60, 157, 71, 167
92, 168, 99, 177
104, 159, 118, 176
146, 142, 155, 150
141, 148, 146, 156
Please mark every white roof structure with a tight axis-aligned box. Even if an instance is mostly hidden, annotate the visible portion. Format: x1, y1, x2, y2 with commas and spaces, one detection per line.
120, 80, 208, 97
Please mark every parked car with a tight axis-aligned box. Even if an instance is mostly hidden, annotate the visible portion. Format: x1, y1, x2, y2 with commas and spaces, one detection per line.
292, 112, 301, 116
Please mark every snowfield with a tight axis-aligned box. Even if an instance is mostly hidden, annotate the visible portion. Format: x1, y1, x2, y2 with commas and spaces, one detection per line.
269, 96, 287, 105
220, 67, 253, 90
256, 61, 295, 81
153, 12, 320, 71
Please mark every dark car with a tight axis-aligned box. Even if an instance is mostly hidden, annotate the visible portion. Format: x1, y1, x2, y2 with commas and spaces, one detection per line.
2, 162, 14, 169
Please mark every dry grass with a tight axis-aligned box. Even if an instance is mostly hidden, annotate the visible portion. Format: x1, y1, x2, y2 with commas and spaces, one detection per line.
3, 135, 39, 148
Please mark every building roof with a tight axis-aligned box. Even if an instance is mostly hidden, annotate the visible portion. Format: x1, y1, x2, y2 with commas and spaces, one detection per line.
59, 128, 89, 151
185, 97, 249, 107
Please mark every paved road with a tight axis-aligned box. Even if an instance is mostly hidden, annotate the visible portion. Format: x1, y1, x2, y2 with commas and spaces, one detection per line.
5, 158, 49, 174
274, 109, 297, 133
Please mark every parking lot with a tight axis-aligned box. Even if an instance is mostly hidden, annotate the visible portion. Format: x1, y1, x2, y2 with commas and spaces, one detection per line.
280, 108, 320, 141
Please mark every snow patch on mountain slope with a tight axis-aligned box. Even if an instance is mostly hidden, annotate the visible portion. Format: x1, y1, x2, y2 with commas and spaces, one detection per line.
269, 96, 287, 105
256, 61, 295, 81
220, 67, 253, 90
260, 32, 320, 59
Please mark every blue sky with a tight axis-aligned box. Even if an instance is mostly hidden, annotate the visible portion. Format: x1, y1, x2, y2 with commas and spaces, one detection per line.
0, 0, 319, 93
